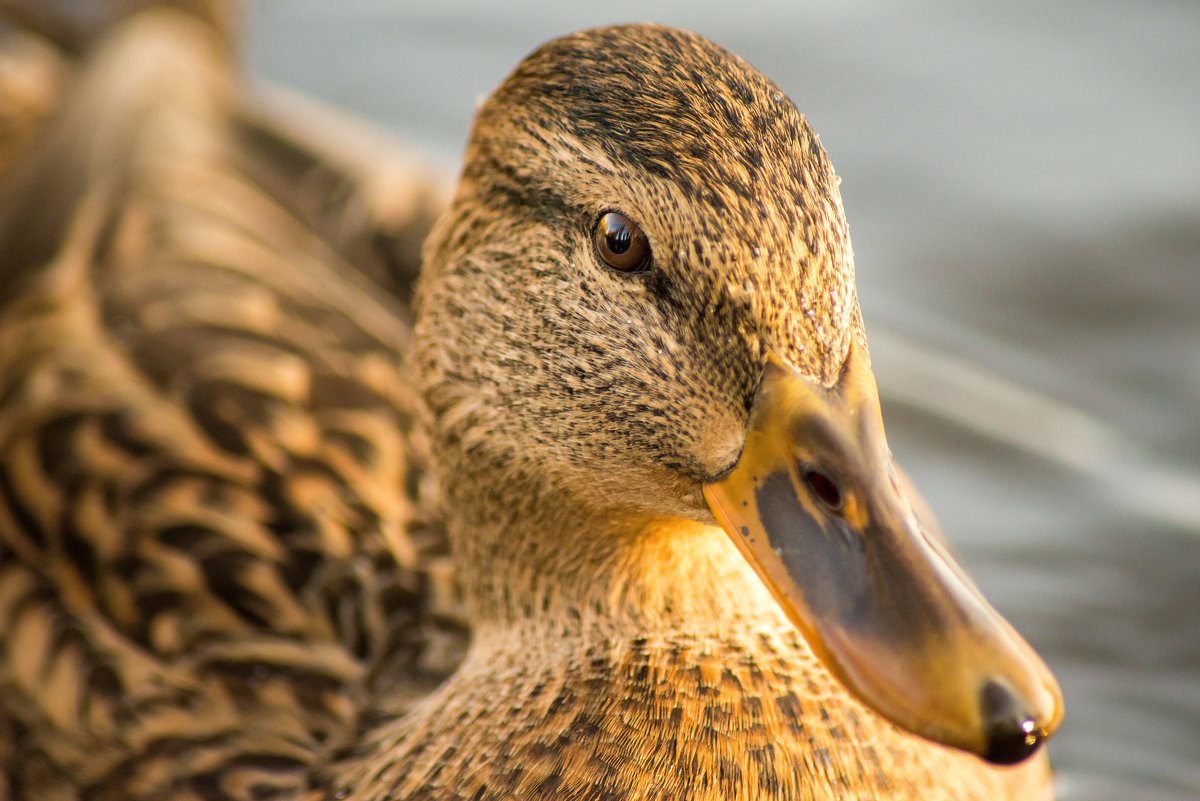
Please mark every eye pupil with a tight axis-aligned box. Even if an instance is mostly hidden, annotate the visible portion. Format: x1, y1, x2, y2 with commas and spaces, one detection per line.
606, 225, 632, 254
804, 469, 843, 511
595, 211, 650, 272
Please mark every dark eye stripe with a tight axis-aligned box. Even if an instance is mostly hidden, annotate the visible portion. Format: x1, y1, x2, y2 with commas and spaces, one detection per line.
594, 212, 652, 273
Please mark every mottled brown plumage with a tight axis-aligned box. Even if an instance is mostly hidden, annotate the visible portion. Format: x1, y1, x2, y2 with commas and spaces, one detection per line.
0, 4, 1056, 800
0, 5, 459, 799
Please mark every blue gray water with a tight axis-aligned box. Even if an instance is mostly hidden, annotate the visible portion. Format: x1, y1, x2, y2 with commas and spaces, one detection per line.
250, 2, 1200, 798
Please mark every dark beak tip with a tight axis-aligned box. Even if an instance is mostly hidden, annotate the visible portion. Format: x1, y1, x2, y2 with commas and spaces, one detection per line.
982, 719, 1045, 766
979, 679, 1048, 765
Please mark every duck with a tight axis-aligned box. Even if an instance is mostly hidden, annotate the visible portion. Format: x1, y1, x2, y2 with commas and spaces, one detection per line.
0, 3, 1063, 800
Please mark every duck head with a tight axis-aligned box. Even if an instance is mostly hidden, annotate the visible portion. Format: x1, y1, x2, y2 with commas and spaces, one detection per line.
417, 24, 1062, 765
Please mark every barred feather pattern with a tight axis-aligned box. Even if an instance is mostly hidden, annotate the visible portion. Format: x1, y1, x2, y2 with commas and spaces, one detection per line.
0, 10, 463, 801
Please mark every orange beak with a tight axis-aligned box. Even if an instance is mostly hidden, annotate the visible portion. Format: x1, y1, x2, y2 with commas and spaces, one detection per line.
703, 342, 1063, 764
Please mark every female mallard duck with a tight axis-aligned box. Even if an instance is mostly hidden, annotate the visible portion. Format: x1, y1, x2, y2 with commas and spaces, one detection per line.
0, 3, 1062, 800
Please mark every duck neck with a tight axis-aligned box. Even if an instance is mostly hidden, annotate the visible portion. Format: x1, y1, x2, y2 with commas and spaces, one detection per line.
438, 457, 786, 642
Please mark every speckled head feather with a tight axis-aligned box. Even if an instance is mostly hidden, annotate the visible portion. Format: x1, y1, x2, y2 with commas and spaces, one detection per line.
419, 23, 862, 524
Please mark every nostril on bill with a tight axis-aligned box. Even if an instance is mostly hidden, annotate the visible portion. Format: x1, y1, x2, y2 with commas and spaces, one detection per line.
980, 679, 1045, 765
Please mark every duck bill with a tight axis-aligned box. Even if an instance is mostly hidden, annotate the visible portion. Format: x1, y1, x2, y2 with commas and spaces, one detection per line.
703, 342, 1063, 764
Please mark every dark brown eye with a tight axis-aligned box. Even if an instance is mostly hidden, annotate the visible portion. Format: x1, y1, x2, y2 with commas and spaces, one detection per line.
594, 211, 651, 273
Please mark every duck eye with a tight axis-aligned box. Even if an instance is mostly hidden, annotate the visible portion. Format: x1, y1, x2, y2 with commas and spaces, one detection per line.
594, 211, 651, 273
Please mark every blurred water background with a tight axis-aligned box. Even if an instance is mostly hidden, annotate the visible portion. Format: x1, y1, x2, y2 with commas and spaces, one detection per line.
17, 0, 1192, 798
247, 2, 1200, 799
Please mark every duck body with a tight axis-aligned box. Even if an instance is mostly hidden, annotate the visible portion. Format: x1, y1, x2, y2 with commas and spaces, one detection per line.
0, 6, 459, 799
337, 538, 1051, 800
0, 5, 1060, 800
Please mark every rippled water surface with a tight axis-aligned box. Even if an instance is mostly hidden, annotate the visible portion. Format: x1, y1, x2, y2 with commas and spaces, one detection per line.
249, 2, 1200, 798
